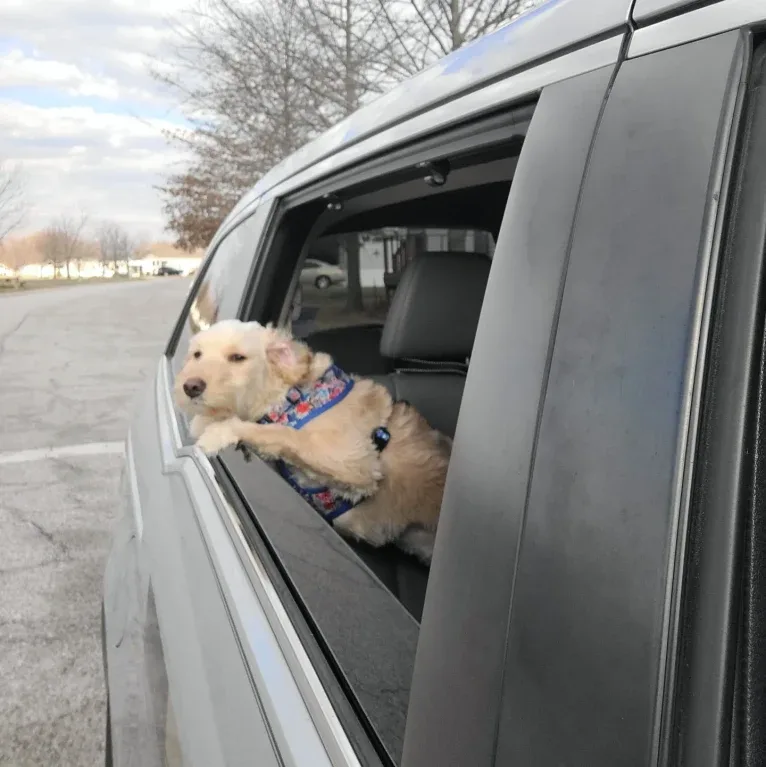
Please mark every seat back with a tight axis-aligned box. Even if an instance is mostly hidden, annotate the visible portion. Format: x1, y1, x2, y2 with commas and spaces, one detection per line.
377, 251, 491, 438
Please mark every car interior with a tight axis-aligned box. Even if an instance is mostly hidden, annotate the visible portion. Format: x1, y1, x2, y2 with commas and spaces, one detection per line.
254, 153, 518, 621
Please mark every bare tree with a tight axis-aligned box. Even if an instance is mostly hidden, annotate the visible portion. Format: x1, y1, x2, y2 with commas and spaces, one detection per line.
0, 236, 35, 279
39, 225, 66, 279
157, 0, 544, 306
0, 161, 26, 246
296, 0, 401, 311
157, 0, 398, 263
155, 0, 320, 247
38, 216, 88, 279
380, 0, 540, 76
57, 213, 88, 279
157, 140, 254, 251
297, 0, 397, 122
97, 222, 135, 277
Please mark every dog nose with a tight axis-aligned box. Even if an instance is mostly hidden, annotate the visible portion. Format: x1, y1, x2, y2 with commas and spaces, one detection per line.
183, 377, 206, 399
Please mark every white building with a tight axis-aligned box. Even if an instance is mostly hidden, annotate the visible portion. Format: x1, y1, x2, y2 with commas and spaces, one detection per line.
5, 249, 203, 281
130, 252, 202, 277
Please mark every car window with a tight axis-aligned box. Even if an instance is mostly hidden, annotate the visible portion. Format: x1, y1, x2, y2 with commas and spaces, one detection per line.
222, 184, 505, 761
169, 203, 272, 380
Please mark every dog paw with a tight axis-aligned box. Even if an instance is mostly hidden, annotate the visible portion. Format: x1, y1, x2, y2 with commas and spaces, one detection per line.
196, 419, 241, 455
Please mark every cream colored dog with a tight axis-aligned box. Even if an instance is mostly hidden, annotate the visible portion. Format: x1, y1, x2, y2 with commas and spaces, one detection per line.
174, 319, 451, 562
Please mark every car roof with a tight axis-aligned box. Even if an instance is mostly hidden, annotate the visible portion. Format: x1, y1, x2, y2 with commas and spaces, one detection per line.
223, 0, 632, 225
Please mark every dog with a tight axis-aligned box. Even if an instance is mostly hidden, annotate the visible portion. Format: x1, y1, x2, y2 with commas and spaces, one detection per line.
173, 319, 452, 563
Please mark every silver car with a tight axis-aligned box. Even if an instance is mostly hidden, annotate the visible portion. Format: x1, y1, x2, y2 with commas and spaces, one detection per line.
103, 2, 766, 765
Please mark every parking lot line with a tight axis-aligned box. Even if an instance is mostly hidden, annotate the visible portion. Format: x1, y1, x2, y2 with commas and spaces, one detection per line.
0, 441, 125, 465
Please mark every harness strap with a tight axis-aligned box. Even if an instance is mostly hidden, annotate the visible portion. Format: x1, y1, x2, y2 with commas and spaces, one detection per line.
238, 364, 394, 523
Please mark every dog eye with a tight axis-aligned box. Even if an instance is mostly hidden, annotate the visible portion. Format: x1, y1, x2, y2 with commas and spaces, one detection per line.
193, 350, 202, 359
228, 353, 247, 363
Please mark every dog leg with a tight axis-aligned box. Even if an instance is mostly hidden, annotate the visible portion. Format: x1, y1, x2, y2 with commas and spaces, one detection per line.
195, 418, 243, 455
244, 421, 381, 493
331, 501, 406, 549
396, 527, 436, 564
198, 418, 381, 493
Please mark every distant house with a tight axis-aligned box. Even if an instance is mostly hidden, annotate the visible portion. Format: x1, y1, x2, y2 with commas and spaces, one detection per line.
131, 242, 204, 276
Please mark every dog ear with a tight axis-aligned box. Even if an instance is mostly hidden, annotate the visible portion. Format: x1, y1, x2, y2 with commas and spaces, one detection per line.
265, 333, 312, 385
265, 337, 298, 369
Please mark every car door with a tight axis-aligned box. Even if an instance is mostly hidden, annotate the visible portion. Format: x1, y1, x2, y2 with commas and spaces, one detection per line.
403, 26, 748, 767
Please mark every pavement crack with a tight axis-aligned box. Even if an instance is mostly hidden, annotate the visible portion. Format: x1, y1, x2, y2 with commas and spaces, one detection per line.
0, 313, 30, 358
2, 502, 71, 560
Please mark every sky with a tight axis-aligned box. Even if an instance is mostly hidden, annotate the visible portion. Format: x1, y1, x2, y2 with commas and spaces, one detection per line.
0, 0, 192, 240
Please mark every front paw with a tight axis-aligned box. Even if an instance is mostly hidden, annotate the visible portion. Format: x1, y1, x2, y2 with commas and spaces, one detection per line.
196, 418, 242, 456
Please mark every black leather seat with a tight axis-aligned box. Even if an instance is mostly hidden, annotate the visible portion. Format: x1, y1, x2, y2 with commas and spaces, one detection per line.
374, 250, 492, 438
356, 251, 491, 620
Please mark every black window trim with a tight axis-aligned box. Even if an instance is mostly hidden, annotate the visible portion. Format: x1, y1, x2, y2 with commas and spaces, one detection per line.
399, 61, 621, 767
280, 101, 535, 211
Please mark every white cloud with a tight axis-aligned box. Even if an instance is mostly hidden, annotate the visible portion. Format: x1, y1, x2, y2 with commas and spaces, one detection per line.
0, 101, 189, 236
0, 98, 189, 235
0, 0, 192, 239
0, 50, 125, 100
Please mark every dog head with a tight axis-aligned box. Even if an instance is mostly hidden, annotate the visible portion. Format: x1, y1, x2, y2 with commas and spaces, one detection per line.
174, 319, 332, 421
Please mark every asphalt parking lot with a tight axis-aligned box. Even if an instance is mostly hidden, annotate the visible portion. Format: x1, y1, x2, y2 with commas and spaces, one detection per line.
0, 278, 190, 766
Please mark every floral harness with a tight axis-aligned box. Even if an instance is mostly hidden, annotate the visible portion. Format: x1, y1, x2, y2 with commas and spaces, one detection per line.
242, 364, 391, 522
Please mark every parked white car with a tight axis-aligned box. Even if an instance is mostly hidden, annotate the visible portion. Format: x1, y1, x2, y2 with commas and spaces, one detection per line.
299, 258, 347, 289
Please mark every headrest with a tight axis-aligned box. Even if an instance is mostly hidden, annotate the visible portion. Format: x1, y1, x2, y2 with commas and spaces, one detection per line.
380, 251, 491, 361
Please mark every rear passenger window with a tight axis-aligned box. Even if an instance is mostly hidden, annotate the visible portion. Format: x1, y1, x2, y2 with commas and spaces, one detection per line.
209, 128, 526, 762
169, 204, 272, 379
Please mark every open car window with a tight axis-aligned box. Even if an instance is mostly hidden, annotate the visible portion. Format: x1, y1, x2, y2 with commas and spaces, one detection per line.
202, 116, 527, 763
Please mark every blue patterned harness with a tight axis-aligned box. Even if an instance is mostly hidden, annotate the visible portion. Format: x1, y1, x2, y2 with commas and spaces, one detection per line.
252, 364, 390, 522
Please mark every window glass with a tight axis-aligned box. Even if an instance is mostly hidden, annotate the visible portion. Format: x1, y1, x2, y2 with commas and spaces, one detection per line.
171, 204, 272, 376
289, 227, 495, 340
